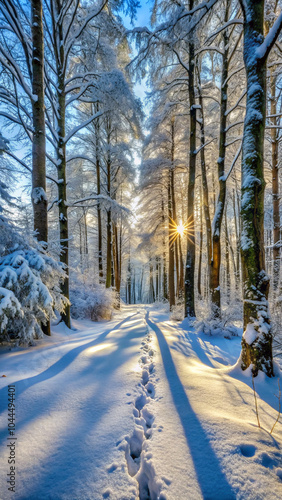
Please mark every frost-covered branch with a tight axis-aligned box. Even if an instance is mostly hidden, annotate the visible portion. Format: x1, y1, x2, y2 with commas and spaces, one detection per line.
64, 110, 104, 144
257, 11, 282, 61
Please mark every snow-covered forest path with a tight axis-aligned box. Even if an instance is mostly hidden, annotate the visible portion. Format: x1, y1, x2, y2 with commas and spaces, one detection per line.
1, 306, 282, 500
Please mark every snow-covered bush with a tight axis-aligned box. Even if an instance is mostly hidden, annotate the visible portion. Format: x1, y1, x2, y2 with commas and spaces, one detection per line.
0, 214, 68, 345
195, 300, 242, 338
70, 282, 114, 321
170, 303, 184, 321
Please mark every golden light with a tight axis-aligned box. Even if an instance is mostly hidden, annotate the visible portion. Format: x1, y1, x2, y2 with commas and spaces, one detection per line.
86, 343, 114, 355
169, 216, 194, 247
177, 222, 185, 237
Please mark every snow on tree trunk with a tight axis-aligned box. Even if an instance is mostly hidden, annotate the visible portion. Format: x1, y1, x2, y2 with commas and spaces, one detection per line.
239, 0, 282, 377
55, 2, 70, 328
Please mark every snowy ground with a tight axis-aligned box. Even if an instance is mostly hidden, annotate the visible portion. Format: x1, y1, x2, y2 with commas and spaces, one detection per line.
0, 305, 282, 500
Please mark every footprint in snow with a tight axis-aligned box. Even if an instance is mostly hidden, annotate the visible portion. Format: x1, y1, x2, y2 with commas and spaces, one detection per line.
258, 452, 280, 469
276, 468, 282, 480
135, 394, 147, 411
239, 444, 256, 457
148, 362, 154, 374
142, 369, 149, 386
106, 463, 118, 473
146, 381, 155, 398
140, 355, 148, 365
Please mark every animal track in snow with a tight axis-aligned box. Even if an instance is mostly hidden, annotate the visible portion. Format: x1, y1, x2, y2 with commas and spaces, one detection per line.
124, 325, 162, 499
106, 463, 118, 473
259, 452, 279, 469
135, 394, 148, 412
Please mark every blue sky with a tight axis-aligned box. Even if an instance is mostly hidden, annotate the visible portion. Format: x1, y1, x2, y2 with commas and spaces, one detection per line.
122, 0, 153, 100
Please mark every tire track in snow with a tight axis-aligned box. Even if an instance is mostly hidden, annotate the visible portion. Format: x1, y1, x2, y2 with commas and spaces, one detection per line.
124, 316, 164, 500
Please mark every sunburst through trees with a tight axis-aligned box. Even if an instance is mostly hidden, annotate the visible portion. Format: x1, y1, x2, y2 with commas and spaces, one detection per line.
169, 216, 194, 247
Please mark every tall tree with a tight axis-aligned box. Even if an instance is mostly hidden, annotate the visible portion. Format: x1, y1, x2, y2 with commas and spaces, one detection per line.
31, 0, 48, 245
238, 0, 282, 377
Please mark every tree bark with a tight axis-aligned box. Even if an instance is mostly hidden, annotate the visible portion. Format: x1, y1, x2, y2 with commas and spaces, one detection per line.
239, 0, 278, 377
210, 7, 229, 319
94, 104, 103, 283
113, 222, 121, 308
197, 69, 212, 276
51, 0, 71, 328
168, 173, 175, 310
198, 188, 203, 298
162, 193, 168, 300
31, 0, 50, 335
31, 0, 48, 244
106, 117, 112, 289
184, 0, 196, 318
224, 207, 231, 301
270, 70, 280, 291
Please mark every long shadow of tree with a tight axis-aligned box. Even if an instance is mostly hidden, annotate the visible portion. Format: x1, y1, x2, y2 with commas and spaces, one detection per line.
0, 314, 139, 438
0, 312, 146, 499
146, 312, 235, 500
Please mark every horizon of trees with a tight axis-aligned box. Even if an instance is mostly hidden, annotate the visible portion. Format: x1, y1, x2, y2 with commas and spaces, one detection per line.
0, 0, 282, 378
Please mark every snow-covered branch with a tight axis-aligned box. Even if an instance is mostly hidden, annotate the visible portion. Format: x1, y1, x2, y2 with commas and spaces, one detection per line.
64, 110, 104, 144
257, 11, 282, 61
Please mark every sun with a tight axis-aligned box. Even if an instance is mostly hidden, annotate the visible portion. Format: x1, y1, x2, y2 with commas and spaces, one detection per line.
176, 222, 185, 238
169, 216, 194, 247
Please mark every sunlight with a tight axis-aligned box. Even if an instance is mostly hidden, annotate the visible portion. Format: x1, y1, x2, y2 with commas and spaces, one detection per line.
169, 216, 194, 247
177, 222, 185, 237
86, 343, 114, 355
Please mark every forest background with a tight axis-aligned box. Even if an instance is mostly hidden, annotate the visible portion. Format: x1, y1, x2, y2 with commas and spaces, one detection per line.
0, 0, 282, 379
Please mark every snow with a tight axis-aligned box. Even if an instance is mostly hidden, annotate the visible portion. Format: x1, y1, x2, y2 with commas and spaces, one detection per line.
31, 187, 47, 204
243, 323, 257, 345
0, 305, 282, 499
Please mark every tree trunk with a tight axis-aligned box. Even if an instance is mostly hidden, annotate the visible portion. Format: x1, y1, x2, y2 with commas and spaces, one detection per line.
179, 236, 184, 299
168, 175, 175, 310
197, 68, 212, 276
53, 0, 70, 328
31, 0, 50, 335
156, 256, 159, 301
127, 254, 131, 304
270, 70, 280, 291
224, 207, 231, 301
198, 188, 203, 298
210, 10, 229, 319
162, 193, 168, 300
31, 0, 47, 244
94, 104, 103, 283
232, 188, 240, 292
113, 222, 121, 308
239, 0, 276, 377
106, 118, 112, 289
170, 122, 180, 298
149, 259, 155, 303
185, 0, 196, 318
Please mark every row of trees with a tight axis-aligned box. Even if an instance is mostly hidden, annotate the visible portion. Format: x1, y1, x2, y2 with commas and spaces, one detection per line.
0, 0, 141, 331
1, 0, 282, 378
133, 0, 282, 377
